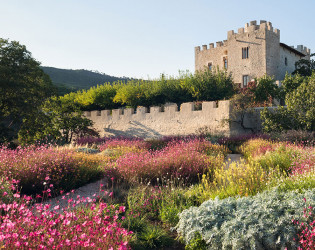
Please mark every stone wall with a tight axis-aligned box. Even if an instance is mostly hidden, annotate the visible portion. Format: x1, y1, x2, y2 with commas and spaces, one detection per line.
84, 100, 232, 138
84, 100, 270, 138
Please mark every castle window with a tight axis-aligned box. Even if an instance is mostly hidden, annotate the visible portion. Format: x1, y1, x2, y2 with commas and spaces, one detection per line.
208, 62, 212, 70
224, 58, 228, 69
242, 47, 249, 59
285, 57, 288, 66
243, 75, 250, 87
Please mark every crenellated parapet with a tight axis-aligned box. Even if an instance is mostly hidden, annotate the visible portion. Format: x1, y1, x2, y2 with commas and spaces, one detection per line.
195, 20, 280, 54
84, 100, 230, 121
294, 45, 311, 56
83, 100, 234, 137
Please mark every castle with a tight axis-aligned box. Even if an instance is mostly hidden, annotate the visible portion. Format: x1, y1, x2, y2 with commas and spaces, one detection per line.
195, 20, 311, 87
84, 20, 311, 138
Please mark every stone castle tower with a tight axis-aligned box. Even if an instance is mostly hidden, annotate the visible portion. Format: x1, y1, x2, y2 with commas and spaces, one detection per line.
195, 20, 311, 87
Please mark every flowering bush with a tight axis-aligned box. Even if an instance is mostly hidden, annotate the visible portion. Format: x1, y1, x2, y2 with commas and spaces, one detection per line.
99, 137, 149, 151
240, 138, 276, 159
112, 139, 226, 184
176, 188, 315, 249
293, 198, 315, 249
240, 139, 315, 175
196, 160, 281, 202
0, 194, 133, 249
290, 146, 315, 176
218, 134, 270, 153
0, 146, 104, 196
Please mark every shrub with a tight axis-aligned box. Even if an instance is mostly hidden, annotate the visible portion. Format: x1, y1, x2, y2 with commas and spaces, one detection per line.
0, 146, 104, 195
269, 130, 315, 146
112, 139, 226, 184
0, 194, 133, 249
195, 160, 281, 202
241, 139, 314, 176
293, 198, 315, 249
218, 134, 270, 153
239, 138, 276, 159
176, 188, 315, 249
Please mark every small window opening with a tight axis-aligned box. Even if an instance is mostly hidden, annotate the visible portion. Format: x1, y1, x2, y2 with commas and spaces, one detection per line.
242, 47, 249, 59
223, 58, 228, 69
285, 57, 288, 66
208, 62, 212, 70
243, 75, 250, 87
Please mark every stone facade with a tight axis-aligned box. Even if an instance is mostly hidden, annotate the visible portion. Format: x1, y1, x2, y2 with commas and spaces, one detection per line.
84, 100, 265, 138
195, 20, 311, 87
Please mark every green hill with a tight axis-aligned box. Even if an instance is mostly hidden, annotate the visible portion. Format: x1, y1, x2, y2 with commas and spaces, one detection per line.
41, 66, 132, 95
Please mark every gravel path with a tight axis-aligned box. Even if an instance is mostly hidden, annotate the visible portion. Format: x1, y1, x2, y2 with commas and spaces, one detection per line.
39, 154, 244, 211
38, 178, 108, 211
225, 154, 243, 169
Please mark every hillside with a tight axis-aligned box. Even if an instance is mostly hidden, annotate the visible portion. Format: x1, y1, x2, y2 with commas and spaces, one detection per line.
41, 66, 132, 95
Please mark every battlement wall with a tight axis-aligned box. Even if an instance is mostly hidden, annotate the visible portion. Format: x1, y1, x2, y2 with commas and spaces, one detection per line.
195, 20, 279, 54
84, 100, 233, 138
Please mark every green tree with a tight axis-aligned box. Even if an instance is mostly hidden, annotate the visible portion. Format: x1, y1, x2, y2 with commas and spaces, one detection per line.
181, 68, 236, 101
0, 38, 55, 143
293, 53, 315, 77
261, 72, 315, 132
18, 97, 98, 145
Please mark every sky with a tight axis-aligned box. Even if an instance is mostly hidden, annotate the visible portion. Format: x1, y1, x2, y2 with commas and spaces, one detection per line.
1, 0, 314, 79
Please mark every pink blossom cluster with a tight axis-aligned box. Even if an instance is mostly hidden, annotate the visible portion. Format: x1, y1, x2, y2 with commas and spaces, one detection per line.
293, 199, 315, 249
99, 137, 150, 152
290, 147, 315, 176
113, 139, 224, 184
0, 192, 132, 249
0, 146, 100, 196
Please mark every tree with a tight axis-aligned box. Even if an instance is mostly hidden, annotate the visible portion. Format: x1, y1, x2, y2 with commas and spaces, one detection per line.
261, 72, 315, 132
229, 76, 279, 133
0, 38, 55, 143
181, 68, 236, 101
293, 53, 315, 76
18, 97, 98, 145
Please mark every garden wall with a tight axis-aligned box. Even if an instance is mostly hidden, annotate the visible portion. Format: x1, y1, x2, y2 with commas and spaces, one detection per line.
84, 100, 264, 138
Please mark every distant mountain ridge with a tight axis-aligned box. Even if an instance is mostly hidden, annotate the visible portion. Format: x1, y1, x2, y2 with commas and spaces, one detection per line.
41, 66, 132, 95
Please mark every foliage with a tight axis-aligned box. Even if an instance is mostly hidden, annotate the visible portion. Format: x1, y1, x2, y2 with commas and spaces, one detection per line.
18, 96, 98, 145
0, 38, 55, 143
0, 146, 104, 195
281, 73, 306, 97
240, 138, 314, 174
59, 69, 236, 111
229, 76, 278, 132
261, 72, 315, 132
253, 75, 279, 103
111, 139, 226, 185
293, 53, 315, 77
0, 192, 133, 249
185, 232, 207, 250
218, 134, 270, 153
196, 160, 281, 202
269, 129, 315, 146
292, 198, 315, 249
176, 188, 315, 249
180, 68, 236, 101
